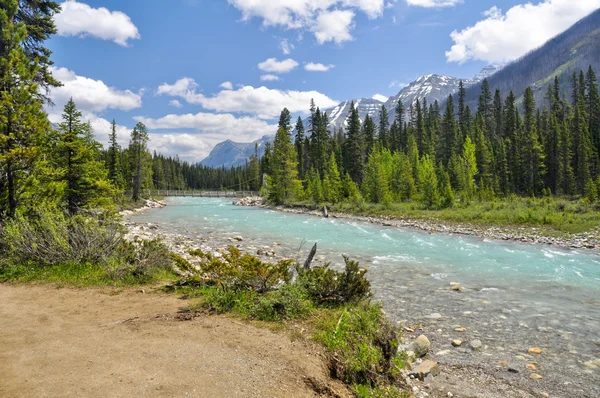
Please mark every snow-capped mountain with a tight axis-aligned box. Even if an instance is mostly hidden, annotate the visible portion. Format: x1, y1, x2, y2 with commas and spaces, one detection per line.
200, 135, 272, 168
200, 65, 504, 167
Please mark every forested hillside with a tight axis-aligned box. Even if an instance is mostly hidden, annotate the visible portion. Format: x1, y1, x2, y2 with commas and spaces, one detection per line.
465, 8, 600, 109
262, 67, 600, 213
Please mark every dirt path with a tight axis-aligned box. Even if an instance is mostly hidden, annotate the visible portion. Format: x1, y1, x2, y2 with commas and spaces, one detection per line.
0, 284, 349, 398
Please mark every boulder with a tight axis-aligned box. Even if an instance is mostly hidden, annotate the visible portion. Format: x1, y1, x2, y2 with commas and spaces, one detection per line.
411, 335, 431, 358
410, 360, 440, 381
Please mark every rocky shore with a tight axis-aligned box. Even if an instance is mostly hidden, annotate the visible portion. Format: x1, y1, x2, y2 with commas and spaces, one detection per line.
233, 198, 599, 251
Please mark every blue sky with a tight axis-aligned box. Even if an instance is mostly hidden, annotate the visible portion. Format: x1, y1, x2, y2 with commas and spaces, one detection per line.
45, 0, 600, 161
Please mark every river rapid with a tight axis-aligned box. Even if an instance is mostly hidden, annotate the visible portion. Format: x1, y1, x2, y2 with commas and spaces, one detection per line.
132, 197, 600, 397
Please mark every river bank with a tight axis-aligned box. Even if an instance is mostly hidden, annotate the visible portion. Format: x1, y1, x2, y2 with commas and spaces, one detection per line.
125, 198, 598, 397
233, 197, 599, 252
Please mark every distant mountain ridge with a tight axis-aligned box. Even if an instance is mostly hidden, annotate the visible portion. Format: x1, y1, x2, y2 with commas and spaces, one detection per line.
201, 8, 600, 168
200, 135, 271, 168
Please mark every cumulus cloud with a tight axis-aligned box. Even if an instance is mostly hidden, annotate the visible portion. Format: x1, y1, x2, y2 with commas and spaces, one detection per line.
314, 9, 355, 44
446, 0, 600, 63
258, 58, 299, 73
133, 112, 278, 160
54, 0, 140, 46
49, 66, 142, 113
260, 74, 280, 81
406, 0, 463, 7
156, 77, 338, 119
220, 81, 234, 90
372, 94, 389, 102
389, 80, 409, 89
304, 62, 335, 72
169, 100, 183, 108
227, 0, 384, 44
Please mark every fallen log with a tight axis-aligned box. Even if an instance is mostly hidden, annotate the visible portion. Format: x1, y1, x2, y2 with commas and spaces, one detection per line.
303, 243, 318, 270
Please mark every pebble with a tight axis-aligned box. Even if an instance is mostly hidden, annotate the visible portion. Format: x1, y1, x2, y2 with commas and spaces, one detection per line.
455, 327, 467, 332
527, 363, 537, 371
451, 340, 462, 347
425, 313, 443, 320
530, 373, 543, 380
470, 340, 483, 351
528, 347, 543, 354
451, 285, 463, 292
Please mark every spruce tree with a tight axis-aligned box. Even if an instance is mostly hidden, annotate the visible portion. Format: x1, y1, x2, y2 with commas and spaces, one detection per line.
441, 95, 459, 166
107, 119, 124, 188
268, 126, 300, 204
462, 136, 478, 202
344, 102, 363, 184
522, 87, 546, 195
418, 155, 439, 209
395, 99, 406, 151
556, 119, 574, 195
0, 0, 50, 218
130, 122, 150, 202
362, 114, 376, 161
294, 116, 305, 179
378, 105, 389, 148
278, 107, 291, 133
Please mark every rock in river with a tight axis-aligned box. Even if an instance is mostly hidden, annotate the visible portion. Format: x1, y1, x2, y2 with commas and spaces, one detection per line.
469, 340, 483, 351
410, 360, 440, 381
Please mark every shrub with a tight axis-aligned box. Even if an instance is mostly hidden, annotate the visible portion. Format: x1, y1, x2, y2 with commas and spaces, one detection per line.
297, 256, 371, 305
248, 284, 314, 321
115, 238, 173, 280
315, 302, 402, 387
192, 246, 292, 293
1, 211, 122, 266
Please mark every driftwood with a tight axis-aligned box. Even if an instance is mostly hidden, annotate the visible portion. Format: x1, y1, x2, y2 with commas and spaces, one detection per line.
322, 206, 329, 218
303, 243, 318, 270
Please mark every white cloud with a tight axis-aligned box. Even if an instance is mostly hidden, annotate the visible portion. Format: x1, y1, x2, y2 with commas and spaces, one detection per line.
260, 74, 280, 81
54, 0, 140, 46
446, 0, 600, 63
372, 94, 389, 102
156, 77, 338, 119
279, 38, 295, 54
133, 112, 278, 160
258, 58, 299, 73
406, 0, 462, 7
314, 9, 355, 44
227, 0, 384, 44
169, 100, 183, 108
220, 81, 234, 90
49, 66, 142, 114
304, 62, 335, 72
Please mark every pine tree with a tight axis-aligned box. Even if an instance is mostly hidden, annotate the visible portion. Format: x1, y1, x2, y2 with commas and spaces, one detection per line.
395, 100, 406, 151
55, 99, 111, 214
473, 112, 493, 190
323, 152, 342, 203
130, 122, 150, 202
362, 114, 376, 161
573, 102, 593, 194
458, 80, 467, 135
378, 105, 389, 148
522, 87, 546, 195
107, 119, 124, 188
294, 116, 305, 179
585, 66, 600, 167
268, 126, 300, 204
278, 107, 292, 133
362, 147, 392, 204
478, 79, 494, 135
440, 95, 459, 166
556, 119, 574, 195
462, 136, 478, 202
391, 152, 415, 201
0, 1, 50, 218
344, 102, 363, 183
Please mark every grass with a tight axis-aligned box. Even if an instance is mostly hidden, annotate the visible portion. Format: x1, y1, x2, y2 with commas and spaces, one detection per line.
289, 196, 600, 236
0, 261, 176, 288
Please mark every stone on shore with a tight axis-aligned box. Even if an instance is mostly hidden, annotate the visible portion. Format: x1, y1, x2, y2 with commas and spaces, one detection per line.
451, 285, 463, 292
528, 347, 543, 354
410, 360, 440, 381
469, 340, 483, 351
455, 327, 467, 332
530, 373, 543, 380
451, 340, 462, 347
411, 335, 431, 358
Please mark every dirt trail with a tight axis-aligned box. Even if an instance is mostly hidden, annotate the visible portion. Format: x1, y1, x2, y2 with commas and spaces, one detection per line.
0, 284, 349, 398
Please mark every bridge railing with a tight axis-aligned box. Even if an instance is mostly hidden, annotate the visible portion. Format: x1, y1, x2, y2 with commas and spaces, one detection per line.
124, 190, 260, 198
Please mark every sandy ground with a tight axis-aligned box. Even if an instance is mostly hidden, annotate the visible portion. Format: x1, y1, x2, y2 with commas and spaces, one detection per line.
0, 284, 350, 398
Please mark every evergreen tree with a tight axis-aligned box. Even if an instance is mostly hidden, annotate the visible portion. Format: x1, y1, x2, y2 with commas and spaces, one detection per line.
55, 99, 112, 214
473, 112, 493, 190
462, 136, 478, 202
440, 95, 459, 166
394, 99, 405, 151
458, 80, 467, 135
130, 122, 150, 202
344, 102, 363, 184
323, 152, 342, 203
362, 114, 376, 160
585, 66, 600, 164
378, 105, 389, 148
0, 0, 50, 218
107, 119, 123, 188
278, 107, 291, 133
522, 87, 546, 195
268, 126, 300, 204
556, 118, 575, 195
294, 116, 305, 179
418, 155, 439, 209
362, 147, 392, 204
391, 152, 415, 201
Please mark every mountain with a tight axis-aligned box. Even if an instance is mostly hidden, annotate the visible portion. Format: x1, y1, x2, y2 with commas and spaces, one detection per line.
465, 8, 600, 108
200, 65, 501, 168
200, 135, 272, 168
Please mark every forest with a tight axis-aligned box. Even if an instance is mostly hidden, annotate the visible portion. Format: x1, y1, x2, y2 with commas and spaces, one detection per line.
261, 70, 600, 217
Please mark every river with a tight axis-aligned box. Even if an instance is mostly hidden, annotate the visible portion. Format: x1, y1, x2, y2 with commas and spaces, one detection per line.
133, 197, 600, 397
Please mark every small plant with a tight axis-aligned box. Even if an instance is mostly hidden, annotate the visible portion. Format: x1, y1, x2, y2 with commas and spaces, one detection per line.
193, 246, 292, 293
297, 256, 371, 305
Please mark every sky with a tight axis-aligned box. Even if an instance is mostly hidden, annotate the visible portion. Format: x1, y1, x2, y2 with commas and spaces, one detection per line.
45, 0, 600, 162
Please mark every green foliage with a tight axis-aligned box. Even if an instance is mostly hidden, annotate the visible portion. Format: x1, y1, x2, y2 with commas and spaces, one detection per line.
418, 155, 439, 209
193, 246, 292, 293
129, 122, 150, 202
296, 256, 372, 305
268, 126, 302, 204
314, 302, 402, 387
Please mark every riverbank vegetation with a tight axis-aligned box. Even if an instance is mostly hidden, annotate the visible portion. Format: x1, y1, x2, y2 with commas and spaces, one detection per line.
258, 69, 600, 234
170, 248, 409, 397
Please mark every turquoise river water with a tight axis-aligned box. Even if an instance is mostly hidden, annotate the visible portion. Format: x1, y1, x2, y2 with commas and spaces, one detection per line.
133, 197, 600, 397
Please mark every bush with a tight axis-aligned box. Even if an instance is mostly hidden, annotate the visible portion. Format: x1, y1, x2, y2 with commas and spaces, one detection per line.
315, 302, 402, 387
297, 256, 371, 305
192, 246, 292, 293
113, 238, 173, 281
1, 211, 122, 266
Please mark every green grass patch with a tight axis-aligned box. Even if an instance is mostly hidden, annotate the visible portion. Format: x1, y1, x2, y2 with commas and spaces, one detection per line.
291, 196, 600, 236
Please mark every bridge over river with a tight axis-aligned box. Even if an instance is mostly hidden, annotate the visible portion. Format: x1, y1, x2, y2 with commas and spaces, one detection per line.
127, 190, 259, 198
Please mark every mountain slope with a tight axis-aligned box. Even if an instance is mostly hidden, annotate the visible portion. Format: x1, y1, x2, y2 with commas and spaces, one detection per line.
465, 8, 600, 107
200, 135, 272, 168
